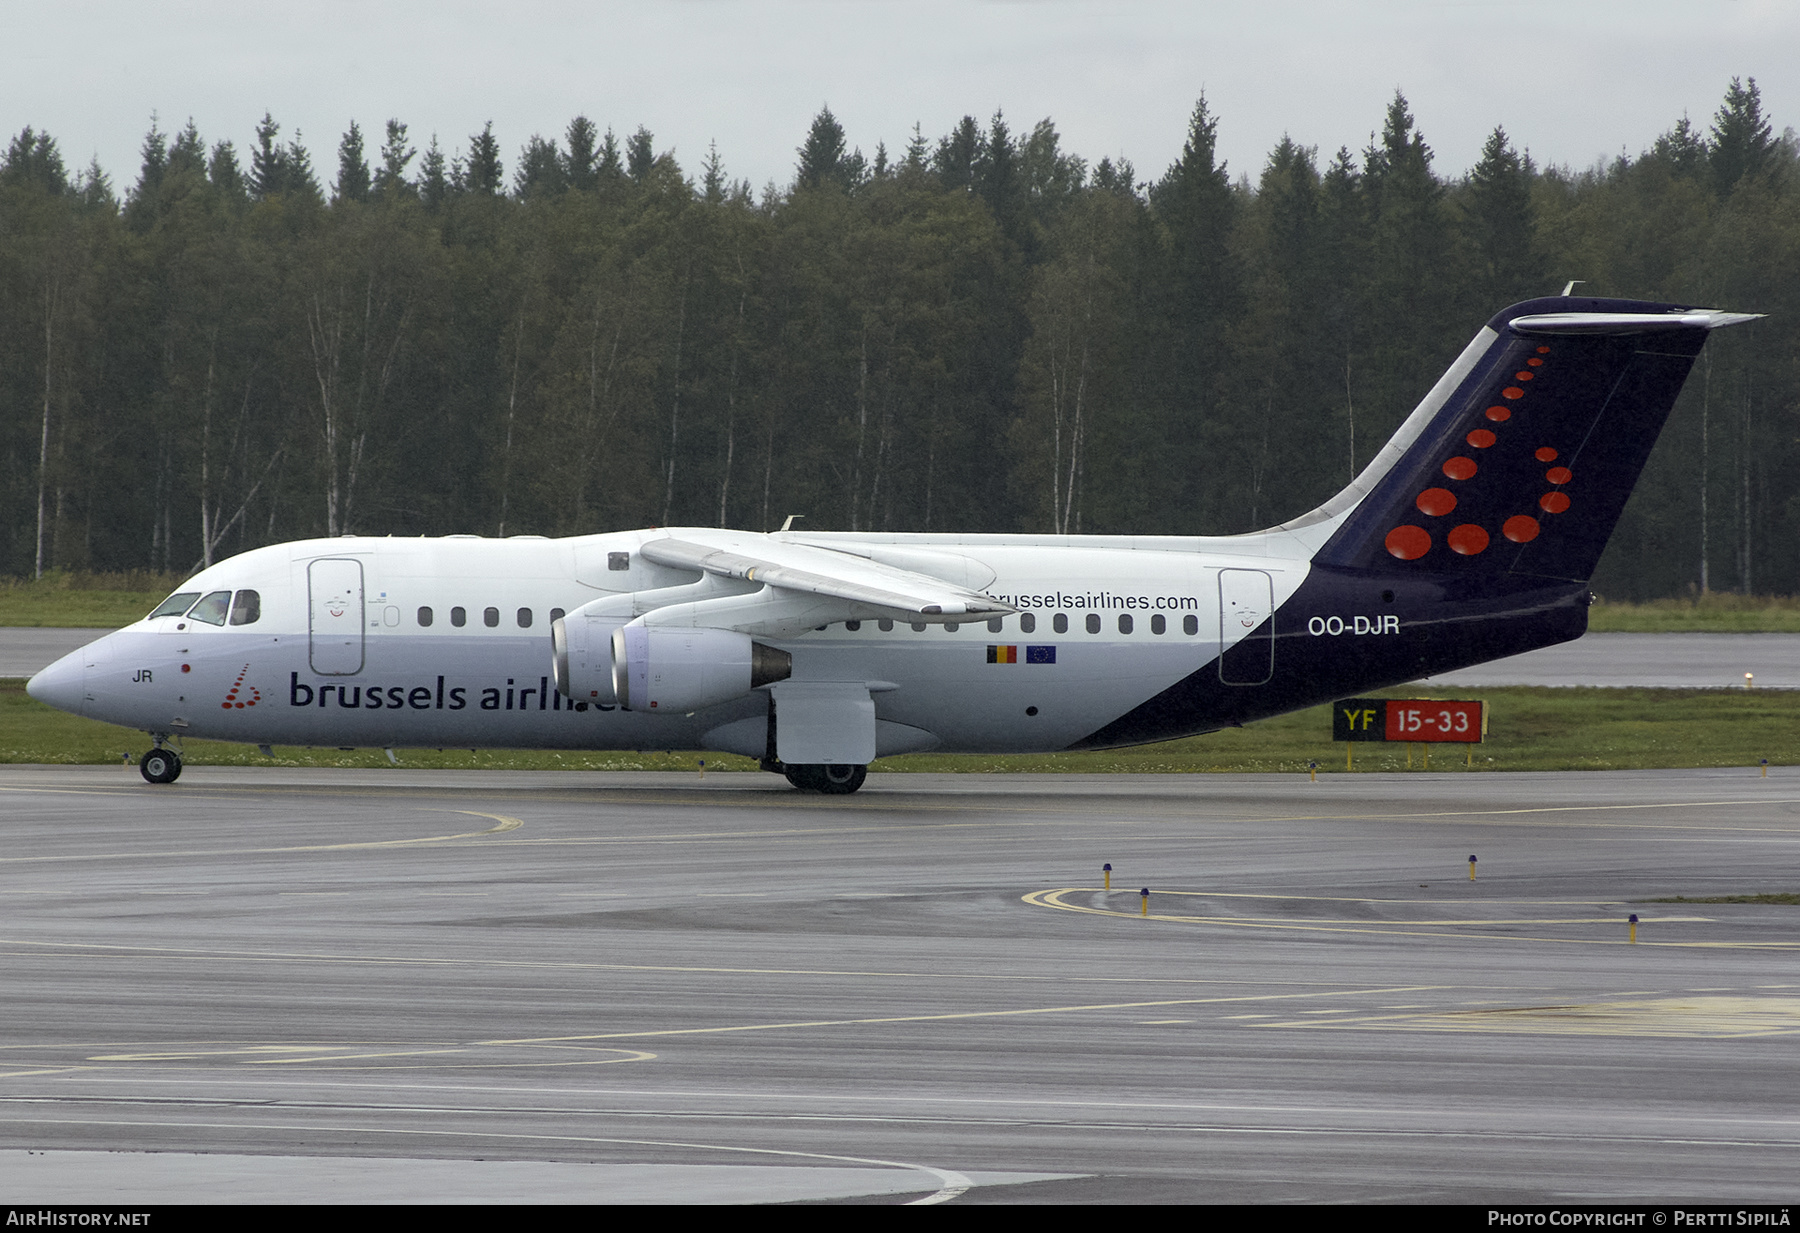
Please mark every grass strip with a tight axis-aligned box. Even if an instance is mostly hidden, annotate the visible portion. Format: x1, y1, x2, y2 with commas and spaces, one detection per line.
0, 572, 179, 628
1587, 593, 1800, 633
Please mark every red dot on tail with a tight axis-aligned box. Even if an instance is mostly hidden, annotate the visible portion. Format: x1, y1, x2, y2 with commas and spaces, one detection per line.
1540, 492, 1571, 514
1416, 488, 1457, 517
1503, 387, 1525, 400
1504, 515, 1540, 543
1386, 526, 1432, 560
1444, 456, 1478, 480
1536, 446, 1558, 462
1486, 406, 1511, 422
1546, 466, 1572, 484
1448, 524, 1490, 555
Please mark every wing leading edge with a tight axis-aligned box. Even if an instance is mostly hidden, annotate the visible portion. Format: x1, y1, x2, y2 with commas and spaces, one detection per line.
638, 535, 1015, 623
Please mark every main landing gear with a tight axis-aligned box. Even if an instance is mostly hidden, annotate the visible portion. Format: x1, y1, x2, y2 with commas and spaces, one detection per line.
780, 763, 867, 795
140, 742, 182, 784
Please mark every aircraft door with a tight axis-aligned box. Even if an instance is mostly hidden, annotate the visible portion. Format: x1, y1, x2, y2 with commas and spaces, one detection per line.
1217, 568, 1273, 685
308, 558, 365, 675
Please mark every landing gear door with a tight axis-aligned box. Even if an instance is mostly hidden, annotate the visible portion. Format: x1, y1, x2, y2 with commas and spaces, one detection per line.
309, 558, 365, 675
1217, 568, 1274, 686
770, 681, 876, 766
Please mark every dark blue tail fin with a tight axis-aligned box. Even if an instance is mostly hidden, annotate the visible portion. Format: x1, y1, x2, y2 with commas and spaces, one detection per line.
1313, 297, 1758, 583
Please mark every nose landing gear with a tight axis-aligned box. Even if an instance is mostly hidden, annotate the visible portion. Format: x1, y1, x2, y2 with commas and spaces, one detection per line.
140, 744, 182, 784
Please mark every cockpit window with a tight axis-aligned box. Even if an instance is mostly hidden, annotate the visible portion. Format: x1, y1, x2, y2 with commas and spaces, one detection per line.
186, 591, 233, 626
149, 592, 201, 619
229, 590, 261, 625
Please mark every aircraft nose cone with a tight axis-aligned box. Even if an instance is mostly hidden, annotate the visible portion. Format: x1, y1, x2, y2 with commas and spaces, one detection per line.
26, 648, 88, 717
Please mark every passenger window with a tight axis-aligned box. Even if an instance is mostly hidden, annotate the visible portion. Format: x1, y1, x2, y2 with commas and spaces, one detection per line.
149, 592, 201, 619
1053, 613, 1068, 634
987, 617, 1002, 633
550, 608, 565, 622
845, 620, 861, 631
484, 607, 500, 628
418, 607, 433, 627
1085, 613, 1101, 634
451, 607, 467, 627
1020, 613, 1036, 634
878, 618, 894, 632
517, 608, 533, 629
1183, 614, 1199, 635
229, 590, 261, 625
1151, 613, 1166, 635
187, 591, 232, 626
945, 622, 959, 633
1118, 614, 1133, 634
608, 551, 629, 571
910, 622, 926, 633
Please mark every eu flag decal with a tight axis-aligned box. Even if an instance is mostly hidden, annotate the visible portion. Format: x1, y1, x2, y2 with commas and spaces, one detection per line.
1025, 645, 1056, 664
987, 645, 1018, 664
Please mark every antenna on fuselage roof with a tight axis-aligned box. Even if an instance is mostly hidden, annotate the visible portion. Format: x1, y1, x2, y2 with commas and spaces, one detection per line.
1561, 279, 1585, 297
779, 514, 805, 532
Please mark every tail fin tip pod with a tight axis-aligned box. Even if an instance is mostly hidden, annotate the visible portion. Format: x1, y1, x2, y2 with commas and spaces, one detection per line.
1306, 296, 1762, 583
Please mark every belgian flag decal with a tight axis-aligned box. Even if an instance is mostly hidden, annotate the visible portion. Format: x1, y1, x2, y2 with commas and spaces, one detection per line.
987, 645, 1017, 664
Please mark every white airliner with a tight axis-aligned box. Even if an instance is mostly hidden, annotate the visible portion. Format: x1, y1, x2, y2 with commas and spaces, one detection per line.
28, 295, 1756, 792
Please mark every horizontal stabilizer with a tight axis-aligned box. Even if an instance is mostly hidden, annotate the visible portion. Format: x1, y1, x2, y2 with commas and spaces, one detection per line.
1508, 310, 1763, 335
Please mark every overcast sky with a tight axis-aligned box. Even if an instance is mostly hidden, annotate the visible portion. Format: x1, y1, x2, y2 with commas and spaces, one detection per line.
5, 1, 1794, 194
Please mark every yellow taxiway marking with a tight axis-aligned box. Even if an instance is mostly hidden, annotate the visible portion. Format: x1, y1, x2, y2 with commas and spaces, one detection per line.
70, 1042, 657, 1069
1264, 996, 1800, 1039
475, 985, 1445, 1046
245, 1047, 654, 1067
0, 1116, 974, 1206
1022, 888, 1800, 949
0, 934, 1460, 990
1167, 891, 1719, 908
91, 1045, 346, 1061
0, 808, 521, 865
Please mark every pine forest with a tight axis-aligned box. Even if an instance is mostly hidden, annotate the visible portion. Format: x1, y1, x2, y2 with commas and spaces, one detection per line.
1, 82, 1795, 601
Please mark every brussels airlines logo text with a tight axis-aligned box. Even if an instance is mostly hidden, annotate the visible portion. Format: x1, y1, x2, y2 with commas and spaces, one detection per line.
288, 673, 600, 712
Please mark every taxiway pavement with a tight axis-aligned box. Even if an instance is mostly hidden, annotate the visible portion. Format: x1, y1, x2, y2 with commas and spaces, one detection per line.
2, 767, 1797, 1203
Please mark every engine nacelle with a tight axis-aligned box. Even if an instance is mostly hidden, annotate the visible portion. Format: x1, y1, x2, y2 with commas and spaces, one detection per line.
610, 621, 791, 712
552, 612, 619, 703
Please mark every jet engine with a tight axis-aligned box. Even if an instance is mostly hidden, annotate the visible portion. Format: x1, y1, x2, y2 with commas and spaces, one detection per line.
610, 621, 791, 712
551, 612, 619, 703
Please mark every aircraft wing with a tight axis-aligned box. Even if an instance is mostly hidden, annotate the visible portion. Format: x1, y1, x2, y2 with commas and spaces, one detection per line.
638, 536, 1014, 620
